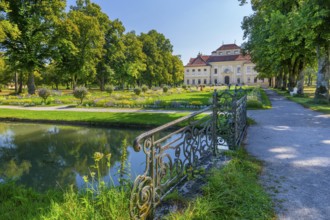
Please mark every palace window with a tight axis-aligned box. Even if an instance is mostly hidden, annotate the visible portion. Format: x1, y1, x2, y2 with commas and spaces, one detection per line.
198, 79, 201, 84
237, 78, 240, 84
214, 68, 218, 74
192, 69, 195, 72
192, 79, 195, 85
204, 68, 207, 72
186, 69, 189, 72
248, 77, 251, 83
198, 69, 201, 72
187, 79, 190, 85
254, 77, 257, 83
214, 79, 218, 84
237, 66, 241, 74
247, 66, 251, 74
204, 79, 207, 84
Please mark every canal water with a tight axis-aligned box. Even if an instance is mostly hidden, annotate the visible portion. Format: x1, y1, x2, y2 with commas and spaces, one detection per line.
0, 122, 148, 191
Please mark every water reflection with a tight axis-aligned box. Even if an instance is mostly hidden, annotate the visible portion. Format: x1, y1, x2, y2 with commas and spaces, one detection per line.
0, 122, 146, 191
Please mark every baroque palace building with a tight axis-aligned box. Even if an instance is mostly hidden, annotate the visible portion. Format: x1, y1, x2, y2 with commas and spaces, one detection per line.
184, 43, 268, 86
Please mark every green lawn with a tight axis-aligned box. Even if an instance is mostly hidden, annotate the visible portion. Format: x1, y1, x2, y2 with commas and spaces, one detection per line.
274, 86, 330, 114
0, 108, 189, 128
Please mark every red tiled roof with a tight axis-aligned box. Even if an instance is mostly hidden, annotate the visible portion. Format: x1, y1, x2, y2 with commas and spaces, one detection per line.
185, 55, 210, 67
185, 54, 251, 67
216, 43, 241, 51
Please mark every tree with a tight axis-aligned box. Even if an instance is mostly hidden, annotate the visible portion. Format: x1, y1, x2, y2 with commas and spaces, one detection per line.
54, 1, 104, 89
239, 0, 329, 99
0, 0, 66, 94
122, 31, 146, 87
139, 30, 174, 87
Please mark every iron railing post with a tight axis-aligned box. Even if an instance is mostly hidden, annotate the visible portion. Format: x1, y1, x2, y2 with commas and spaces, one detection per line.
231, 93, 238, 150
212, 89, 218, 156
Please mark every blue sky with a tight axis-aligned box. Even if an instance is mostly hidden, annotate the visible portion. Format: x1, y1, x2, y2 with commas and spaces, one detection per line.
67, 0, 253, 65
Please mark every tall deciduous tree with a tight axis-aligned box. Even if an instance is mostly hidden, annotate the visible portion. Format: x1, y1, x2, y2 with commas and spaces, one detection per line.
55, 1, 104, 89
0, 0, 65, 94
239, 0, 329, 99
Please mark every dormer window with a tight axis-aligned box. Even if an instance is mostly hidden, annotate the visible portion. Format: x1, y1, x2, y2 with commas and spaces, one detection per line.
226, 51, 231, 55
218, 52, 223, 55
234, 50, 239, 54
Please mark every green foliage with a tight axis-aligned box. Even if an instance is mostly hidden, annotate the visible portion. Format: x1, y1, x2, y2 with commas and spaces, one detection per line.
73, 86, 88, 104
38, 88, 51, 104
182, 84, 187, 90
141, 85, 148, 93
133, 87, 141, 95
105, 85, 114, 95
163, 86, 169, 93
167, 149, 274, 219
247, 99, 263, 109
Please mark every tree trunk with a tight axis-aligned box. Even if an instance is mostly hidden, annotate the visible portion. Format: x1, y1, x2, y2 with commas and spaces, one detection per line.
27, 72, 36, 94
99, 76, 105, 91
314, 45, 330, 101
18, 72, 23, 94
276, 72, 283, 89
282, 72, 288, 90
14, 72, 18, 93
296, 61, 305, 95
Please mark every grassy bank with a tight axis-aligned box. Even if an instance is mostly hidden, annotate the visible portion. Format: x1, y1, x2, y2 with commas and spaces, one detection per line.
0, 149, 274, 220
0, 108, 189, 128
246, 87, 272, 109
274, 87, 330, 114
0, 153, 131, 220
166, 149, 274, 220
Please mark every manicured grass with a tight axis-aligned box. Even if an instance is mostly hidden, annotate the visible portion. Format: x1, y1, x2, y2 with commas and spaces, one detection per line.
166, 149, 275, 220
0, 108, 190, 128
274, 86, 330, 114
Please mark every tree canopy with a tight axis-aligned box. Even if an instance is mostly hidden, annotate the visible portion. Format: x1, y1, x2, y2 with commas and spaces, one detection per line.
0, 0, 184, 93
239, 0, 329, 100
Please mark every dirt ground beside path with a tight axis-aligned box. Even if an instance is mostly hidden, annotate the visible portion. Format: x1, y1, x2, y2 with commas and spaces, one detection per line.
246, 89, 330, 220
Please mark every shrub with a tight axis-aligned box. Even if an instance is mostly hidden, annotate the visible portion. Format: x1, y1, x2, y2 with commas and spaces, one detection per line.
105, 85, 114, 95
182, 85, 187, 90
141, 85, 148, 93
163, 86, 168, 93
247, 99, 263, 109
190, 101, 203, 106
38, 88, 51, 104
133, 87, 141, 96
73, 86, 88, 104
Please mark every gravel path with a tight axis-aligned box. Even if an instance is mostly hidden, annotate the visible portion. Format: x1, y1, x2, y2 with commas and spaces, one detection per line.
246, 89, 330, 220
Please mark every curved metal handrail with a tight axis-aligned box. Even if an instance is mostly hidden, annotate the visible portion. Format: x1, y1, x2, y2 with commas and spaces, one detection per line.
133, 106, 212, 152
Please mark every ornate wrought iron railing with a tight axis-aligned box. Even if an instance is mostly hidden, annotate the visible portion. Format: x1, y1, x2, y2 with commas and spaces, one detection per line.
130, 88, 247, 219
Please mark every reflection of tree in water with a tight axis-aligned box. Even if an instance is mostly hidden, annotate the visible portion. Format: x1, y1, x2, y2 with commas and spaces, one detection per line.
0, 123, 142, 191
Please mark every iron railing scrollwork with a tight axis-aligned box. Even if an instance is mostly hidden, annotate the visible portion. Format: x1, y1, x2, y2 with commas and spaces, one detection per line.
130, 88, 247, 219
